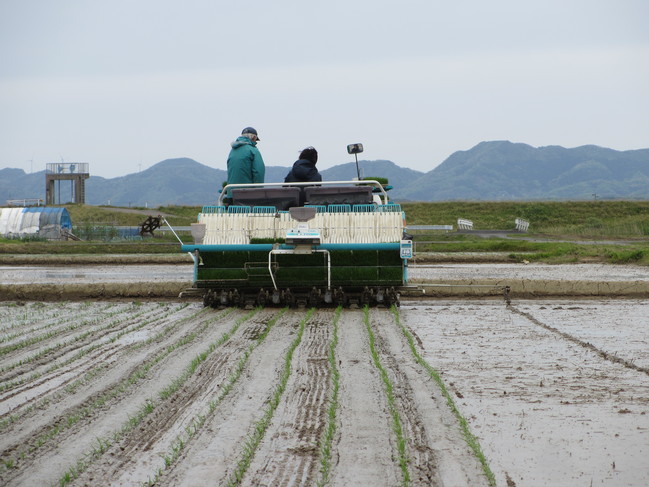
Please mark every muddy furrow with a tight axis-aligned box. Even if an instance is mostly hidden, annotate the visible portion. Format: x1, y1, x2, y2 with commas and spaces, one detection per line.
0, 304, 237, 486
242, 310, 334, 487
156, 312, 302, 487
328, 309, 401, 487
370, 308, 491, 486
68, 309, 281, 486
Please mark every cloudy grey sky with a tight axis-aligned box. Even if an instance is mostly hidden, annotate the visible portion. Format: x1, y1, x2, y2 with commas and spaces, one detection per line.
1, 0, 647, 178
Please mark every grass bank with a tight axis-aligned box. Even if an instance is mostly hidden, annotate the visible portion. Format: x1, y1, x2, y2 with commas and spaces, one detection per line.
401, 200, 649, 238
1, 201, 647, 264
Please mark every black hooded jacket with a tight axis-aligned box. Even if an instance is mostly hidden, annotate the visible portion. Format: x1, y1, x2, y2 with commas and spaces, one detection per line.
284, 159, 322, 183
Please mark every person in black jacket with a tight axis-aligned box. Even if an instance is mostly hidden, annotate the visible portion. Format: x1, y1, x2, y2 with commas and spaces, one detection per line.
284, 147, 322, 183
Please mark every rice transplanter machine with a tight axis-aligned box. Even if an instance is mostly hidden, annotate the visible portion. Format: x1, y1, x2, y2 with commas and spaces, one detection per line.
180, 178, 412, 308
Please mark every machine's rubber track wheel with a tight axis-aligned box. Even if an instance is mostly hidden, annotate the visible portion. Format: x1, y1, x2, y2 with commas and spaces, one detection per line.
360, 286, 373, 306
283, 288, 296, 308
257, 288, 269, 307
308, 287, 321, 308
386, 287, 400, 307
203, 289, 214, 308
334, 287, 347, 307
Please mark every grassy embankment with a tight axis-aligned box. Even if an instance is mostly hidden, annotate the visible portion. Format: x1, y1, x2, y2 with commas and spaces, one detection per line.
402, 201, 649, 265
0, 202, 647, 264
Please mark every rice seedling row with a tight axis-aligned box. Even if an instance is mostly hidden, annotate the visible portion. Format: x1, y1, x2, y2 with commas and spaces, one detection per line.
1, 304, 208, 472
0, 303, 566, 487
0, 301, 92, 334
233, 308, 335, 487
316, 306, 342, 487
0, 302, 115, 343
388, 307, 496, 486
54, 308, 278, 486
0, 303, 214, 432
0, 302, 152, 377
143, 308, 288, 486
0, 304, 252, 486
0, 302, 193, 401
363, 307, 412, 486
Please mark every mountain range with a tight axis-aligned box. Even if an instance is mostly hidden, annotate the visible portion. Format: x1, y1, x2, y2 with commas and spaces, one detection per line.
1, 141, 647, 206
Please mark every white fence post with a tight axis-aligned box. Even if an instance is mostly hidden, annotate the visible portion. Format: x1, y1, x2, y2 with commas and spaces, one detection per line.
457, 218, 474, 230
515, 218, 529, 232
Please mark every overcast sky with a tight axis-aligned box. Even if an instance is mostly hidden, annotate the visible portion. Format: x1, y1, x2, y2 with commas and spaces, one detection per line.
1, 0, 648, 178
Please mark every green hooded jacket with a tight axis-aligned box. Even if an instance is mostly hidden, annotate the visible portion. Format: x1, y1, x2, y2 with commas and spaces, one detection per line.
226, 136, 265, 187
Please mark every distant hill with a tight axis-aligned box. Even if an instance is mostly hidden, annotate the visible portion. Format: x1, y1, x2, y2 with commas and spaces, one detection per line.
402, 141, 649, 201
319, 160, 425, 191
0, 167, 43, 203
86, 158, 226, 206
2, 142, 647, 206
0, 158, 424, 207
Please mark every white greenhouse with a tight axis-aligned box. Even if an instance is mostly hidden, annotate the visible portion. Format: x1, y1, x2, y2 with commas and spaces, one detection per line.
0, 207, 72, 240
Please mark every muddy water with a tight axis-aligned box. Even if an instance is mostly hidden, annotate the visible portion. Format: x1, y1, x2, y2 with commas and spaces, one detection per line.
0, 264, 193, 284
2, 262, 649, 301
1, 262, 648, 285
402, 299, 649, 487
409, 262, 649, 282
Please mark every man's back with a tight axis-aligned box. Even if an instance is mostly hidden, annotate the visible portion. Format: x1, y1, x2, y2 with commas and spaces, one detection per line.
227, 136, 265, 185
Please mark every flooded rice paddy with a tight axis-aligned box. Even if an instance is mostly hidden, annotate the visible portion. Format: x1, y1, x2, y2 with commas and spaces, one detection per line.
0, 263, 647, 486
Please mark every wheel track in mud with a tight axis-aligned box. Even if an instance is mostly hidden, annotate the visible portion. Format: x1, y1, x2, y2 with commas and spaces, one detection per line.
237, 307, 490, 487
508, 305, 649, 376
243, 311, 333, 487
367, 308, 443, 486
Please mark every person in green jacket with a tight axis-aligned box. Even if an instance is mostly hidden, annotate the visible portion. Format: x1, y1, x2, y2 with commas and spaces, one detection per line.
226, 127, 265, 190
